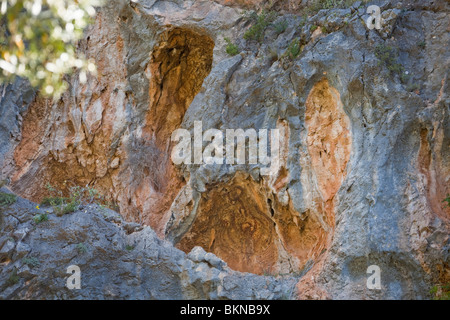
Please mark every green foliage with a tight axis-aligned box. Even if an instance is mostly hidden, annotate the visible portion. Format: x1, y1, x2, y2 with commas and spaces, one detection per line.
310, 25, 318, 32
77, 242, 88, 254
243, 10, 277, 43
7, 268, 19, 286
22, 257, 40, 268
298, 14, 308, 29
0, 0, 103, 98
0, 192, 16, 206
444, 194, 450, 207
43, 182, 107, 216
321, 26, 328, 33
44, 183, 77, 216
406, 83, 420, 93
286, 38, 301, 60
374, 44, 404, 77
305, 0, 367, 16
400, 72, 410, 84
125, 244, 134, 251
417, 41, 426, 49
224, 37, 239, 56
41, 196, 67, 206
280, 38, 302, 65
60, 200, 78, 215
430, 283, 450, 300
273, 20, 288, 35
33, 212, 49, 224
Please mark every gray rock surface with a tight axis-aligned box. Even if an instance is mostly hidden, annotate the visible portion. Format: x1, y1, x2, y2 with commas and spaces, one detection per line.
0, 188, 297, 299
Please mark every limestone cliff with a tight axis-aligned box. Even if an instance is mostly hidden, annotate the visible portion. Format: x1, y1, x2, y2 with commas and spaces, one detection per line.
0, 0, 449, 299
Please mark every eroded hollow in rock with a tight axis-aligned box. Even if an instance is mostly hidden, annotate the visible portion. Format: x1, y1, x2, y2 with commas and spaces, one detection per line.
145, 28, 214, 143
126, 28, 215, 236
175, 79, 351, 275
10, 27, 215, 240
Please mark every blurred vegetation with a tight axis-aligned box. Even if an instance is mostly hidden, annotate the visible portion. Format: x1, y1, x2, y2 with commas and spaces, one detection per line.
430, 283, 450, 300
0, 192, 16, 206
273, 19, 288, 35
374, 44, 404, 77
43, 182, 115, 216
33, 212, 49, 224
306, 0, 367, 15
243, 10, 277, 43
0, 0, 103, 98
285, 38, 301, 60
7, 268, 19, 285
22, 256, 40, 268
444, 194, 450, 207
224, 37, 239, 56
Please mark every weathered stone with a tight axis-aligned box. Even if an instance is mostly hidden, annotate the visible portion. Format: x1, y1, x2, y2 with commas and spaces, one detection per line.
0, 0, 448, 300
0, 195, 297, 300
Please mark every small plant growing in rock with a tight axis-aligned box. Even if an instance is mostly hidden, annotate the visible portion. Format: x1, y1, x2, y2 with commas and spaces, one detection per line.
41, 196, 67, 206
298, 15, 308, 29
7, 268, 19, 286
243, 10, 277, 43
77, 243, 88, 254
274, 20, 288, 35
125, 245, 135, 251
43, 183, 74, 216
430, 283, 450, 300
22, 257, 40, 268
286, 38, 302, 60
310, 25, 318, 32
417, 40, 426, 49
444, 195, 450, 208
374, 44, 404, 77
406, 83, 420, 93
306, 0, 368, 16
43, 183, 107, 216
400, 72, 410, 84
0, 192, 16, 207
33, 212, 49, 224
59, 198, 79, 215
224, 37, 240, 56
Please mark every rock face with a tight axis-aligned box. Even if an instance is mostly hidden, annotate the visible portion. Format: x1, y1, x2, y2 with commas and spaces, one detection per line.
0, 0, 449, 299
0, 188, 296, 299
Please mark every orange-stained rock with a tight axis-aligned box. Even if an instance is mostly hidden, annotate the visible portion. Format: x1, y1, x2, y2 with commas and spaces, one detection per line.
174, 80, 352, 277
300, 78, 352, 238
144, 28, 214, 144
305, 78, 352, 204
418, 128, 450, 223
294, 78, 352, 298
175, 170, 331, 275
176, 173, 280, 275
295, 255, 330, 300
134, 28, 214, 236
415, 125, 450, 285
10, 25, 215, 240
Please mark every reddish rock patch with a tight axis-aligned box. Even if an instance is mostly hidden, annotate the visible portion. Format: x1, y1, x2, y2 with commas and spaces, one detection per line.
176, 172, 330, 275
135, 28, 214, 235
296, 78, 352, 297
418, 128, 450, 223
